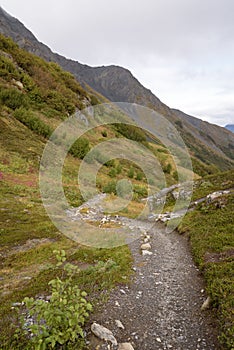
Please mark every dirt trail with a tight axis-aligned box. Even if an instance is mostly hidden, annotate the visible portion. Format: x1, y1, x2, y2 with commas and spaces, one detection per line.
87, 223, 219, 350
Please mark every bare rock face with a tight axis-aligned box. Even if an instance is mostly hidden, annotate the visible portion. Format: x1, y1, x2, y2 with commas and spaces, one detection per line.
91, 322, 117, 346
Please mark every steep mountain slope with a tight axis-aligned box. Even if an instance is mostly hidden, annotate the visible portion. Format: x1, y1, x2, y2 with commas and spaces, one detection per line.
0, 6, 234, 172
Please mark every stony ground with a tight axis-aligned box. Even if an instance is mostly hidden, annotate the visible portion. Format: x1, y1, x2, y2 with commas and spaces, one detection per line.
86, 222, 220, 350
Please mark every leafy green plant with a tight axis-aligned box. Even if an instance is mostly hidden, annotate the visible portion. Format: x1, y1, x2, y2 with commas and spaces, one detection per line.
163, 163, 172, 174
104, 159, 115, 168
127, 167, 134, 178
108, 168, 117, 178
103, 180, 117, 194
0, 87, 29, 110
133, 184, 148, 200
15, 250, 92, 349
69, 137, 90, 159
14, 108, 52, 138
114, 123, 146, 142
135, 171, 143, 181
172, 170, 179, 181
116, 163, 122, 174
90, 95, 99, 106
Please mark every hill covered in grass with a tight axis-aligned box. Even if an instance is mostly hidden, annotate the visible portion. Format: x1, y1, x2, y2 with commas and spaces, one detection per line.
0, 33, 234, 349
1, 6, 234, 173
177, 171, 234, 349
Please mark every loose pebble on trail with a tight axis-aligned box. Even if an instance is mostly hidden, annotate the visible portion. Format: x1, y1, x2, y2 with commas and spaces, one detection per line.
86, 223, 219, 350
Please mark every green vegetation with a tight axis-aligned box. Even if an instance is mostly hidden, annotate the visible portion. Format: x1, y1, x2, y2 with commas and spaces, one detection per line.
0, 34, 90, 118
163, 163, 172, 174
0, 35, 135, 349
1, 33, 233, 349
0, 174, 132, 348
114, 123, 147, 142
15, 250, 92, 349
177, 170, 234, 349
175, 119, 183, 129
127, 166, 134, 178
69, 137, 90, 159
14, 107, 52, 138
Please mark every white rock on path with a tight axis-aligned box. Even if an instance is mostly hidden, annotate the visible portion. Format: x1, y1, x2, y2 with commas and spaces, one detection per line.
141, 243, 151, 250
142, 250, 153, 256
118, 343, 135, 350
91, 322, 117, 346
115, 319, 125, 329
201, 296, 211, 311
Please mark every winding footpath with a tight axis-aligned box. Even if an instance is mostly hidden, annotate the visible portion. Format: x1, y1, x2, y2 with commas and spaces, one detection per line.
87, 223, 219, 349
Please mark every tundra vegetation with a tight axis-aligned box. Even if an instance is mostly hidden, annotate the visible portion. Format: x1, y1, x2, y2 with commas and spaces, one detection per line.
0, 34, 233, 348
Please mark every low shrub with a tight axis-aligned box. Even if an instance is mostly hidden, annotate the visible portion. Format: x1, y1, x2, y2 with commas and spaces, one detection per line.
69, 138, 90, 159
15, 250, 92, 349
14, 108, 52, 138
0, 87, 28, 110
103, 181, 117, 194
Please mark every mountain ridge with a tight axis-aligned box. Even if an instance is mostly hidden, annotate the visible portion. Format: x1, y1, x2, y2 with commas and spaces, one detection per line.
0, 6, 234, 171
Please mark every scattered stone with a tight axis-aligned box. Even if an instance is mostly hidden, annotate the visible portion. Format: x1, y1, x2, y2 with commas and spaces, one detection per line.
12, 79, 24, 90
115, 319, 125, 329
156, 337, 162, 342
142, 250, 153, 256
201, 296, 211, 311
12, 302, 22, 307
141, 243, 151, 250
118, 343, 135, 350
115, 301, 120, 307
120, 289, 126, 294
91, 322, 117, 346
206, 190, 230, 203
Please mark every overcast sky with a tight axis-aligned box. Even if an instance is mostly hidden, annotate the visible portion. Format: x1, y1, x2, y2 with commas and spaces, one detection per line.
1, 0, 234, 126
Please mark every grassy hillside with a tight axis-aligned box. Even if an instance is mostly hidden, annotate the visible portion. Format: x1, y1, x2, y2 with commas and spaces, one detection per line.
0, 34, 233, 349
177, 171, 234, 349
0, 34, 176, 348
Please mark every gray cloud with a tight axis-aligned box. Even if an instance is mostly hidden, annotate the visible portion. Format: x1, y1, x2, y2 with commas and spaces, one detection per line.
1, 0, 234, 125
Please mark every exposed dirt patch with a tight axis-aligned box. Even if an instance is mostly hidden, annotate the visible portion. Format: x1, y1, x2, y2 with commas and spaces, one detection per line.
204, 249, 234, 263
1, 172, 38, 188
1, 238, 57, 257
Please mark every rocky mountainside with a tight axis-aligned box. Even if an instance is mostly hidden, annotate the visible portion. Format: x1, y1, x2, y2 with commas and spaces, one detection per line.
0, 6, 234, 171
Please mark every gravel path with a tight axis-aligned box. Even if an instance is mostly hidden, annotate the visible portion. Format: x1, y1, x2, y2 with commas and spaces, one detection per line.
87, 223, 219, 350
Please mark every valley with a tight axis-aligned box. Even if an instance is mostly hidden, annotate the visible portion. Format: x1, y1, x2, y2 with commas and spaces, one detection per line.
0, 8, 234, 350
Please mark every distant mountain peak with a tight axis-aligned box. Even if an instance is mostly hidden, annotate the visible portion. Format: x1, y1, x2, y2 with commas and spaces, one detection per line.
225, 124, 234, 133
0, 6, 234, 170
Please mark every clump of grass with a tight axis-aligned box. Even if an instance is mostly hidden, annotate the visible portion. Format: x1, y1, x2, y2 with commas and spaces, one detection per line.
178, 172, 234, 349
